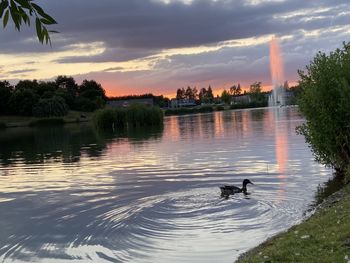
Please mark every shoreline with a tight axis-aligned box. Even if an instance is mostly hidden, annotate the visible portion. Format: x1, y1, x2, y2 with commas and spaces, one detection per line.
0, 111, 92, 129
236, 180, 350, 263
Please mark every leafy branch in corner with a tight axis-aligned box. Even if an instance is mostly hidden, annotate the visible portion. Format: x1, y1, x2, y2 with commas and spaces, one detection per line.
0, 0, 58, 45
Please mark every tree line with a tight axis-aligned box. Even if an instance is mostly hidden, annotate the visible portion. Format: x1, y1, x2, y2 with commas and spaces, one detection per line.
0, 76, 107, 117
176, 86, 215, 103
108, 93, 170, 108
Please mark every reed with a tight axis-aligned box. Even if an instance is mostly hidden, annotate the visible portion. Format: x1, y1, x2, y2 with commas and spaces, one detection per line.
93, 105, 163, 130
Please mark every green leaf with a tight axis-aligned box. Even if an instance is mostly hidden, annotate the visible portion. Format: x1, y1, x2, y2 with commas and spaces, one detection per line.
9, 4, 21, 31
14, 0, 31, 9
0, 1, 9, 18
35, 17, 43, 43
32, 3, 56, 24
3, 9, 9, 27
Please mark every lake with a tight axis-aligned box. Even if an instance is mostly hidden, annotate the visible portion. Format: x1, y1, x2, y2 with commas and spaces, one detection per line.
0, 107, 331, 263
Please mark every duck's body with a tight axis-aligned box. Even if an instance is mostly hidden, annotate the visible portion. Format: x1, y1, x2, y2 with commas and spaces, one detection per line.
220, 179, 253, 196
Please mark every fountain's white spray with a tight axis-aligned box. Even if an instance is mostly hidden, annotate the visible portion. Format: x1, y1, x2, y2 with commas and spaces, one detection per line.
269, 37, 286, 106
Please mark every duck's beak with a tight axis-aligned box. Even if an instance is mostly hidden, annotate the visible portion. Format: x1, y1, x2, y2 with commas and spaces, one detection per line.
249, 182, 254, 185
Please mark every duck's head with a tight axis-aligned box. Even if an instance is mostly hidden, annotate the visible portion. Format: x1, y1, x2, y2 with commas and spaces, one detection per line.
243, 179, 253, 187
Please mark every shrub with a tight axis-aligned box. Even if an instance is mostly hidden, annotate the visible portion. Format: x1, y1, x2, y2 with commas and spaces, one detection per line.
93, 108, 126, 130
93, 105, 163, 131
297, 42, 350, 182
0, 122, 6, 129
126, 104, 163, 127
32, 96, 69, 117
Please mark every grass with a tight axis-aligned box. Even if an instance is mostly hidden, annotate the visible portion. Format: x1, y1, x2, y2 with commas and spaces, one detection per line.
236, 183, 350, 263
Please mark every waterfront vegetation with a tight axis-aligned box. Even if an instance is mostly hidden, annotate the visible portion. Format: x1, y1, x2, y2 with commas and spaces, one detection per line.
0, 76, 107, 117
0, 111, 93, 128
93, 104, 164, 131
297, 42, 350, 183
237, 183, 350, 263
237, 42, 350, 262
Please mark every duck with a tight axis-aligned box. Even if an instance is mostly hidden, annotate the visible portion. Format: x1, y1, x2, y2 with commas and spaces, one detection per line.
220, 179, 254, 196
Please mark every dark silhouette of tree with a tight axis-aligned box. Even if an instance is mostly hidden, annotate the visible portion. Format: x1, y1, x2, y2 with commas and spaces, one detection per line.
0, 81, 13, 115
76, 80, 107, 112
249, 81, 264, 102
221, 90, 231, 104
55, 76, 78, 109
185, 86, 198, 100
9, 88, 39, 116
229, 83, 242, 96
199, 87, 207, 102
176, 88, 186, 100
207, 85, 214, 102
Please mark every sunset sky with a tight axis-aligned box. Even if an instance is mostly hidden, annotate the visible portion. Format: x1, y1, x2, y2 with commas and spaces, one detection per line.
0, 0, 350, 97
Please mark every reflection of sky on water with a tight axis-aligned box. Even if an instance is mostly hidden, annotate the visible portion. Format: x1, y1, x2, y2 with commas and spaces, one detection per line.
0, 107, 331, 262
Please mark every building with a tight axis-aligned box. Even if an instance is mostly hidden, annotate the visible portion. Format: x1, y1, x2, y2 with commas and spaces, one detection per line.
170, 99, 196, 108
107, 98, 154, 108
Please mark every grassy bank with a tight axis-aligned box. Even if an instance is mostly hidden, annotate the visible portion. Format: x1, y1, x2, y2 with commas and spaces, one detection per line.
236, 183, 350, 263
0, 111, 93, 128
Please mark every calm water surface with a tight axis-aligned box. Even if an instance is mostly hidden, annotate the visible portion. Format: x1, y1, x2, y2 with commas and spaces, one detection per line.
0, 107, 330, 263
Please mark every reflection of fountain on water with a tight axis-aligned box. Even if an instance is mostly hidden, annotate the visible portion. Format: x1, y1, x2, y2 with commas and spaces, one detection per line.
269, 37, 286, 107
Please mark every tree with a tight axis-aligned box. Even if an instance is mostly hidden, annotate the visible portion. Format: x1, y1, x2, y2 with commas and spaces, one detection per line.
249, 81, 264, 102
0, 0, 57, 44
184, 86, 197, 100
230, 83, 242, 96
55, 76, 78, 108
9, 88, 38, 116
297, 42, 350, 182
32, 96, 68, 117
221, 89, 231, 104
0, 80, 13, 115
15, 79, 39, 91
207, 85, 214, 102
77, 80, 107, 111
176, 88, 185, 100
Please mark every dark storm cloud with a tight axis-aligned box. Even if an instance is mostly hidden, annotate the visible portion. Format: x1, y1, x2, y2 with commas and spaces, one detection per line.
1, 0, 350, 60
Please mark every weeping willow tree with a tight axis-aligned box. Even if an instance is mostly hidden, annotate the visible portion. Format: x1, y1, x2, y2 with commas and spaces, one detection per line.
0, 0, 57, 44
297, 42, 350, 182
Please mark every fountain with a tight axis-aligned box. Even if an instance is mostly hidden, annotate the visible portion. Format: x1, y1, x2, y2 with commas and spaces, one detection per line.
269, 37, 286, 106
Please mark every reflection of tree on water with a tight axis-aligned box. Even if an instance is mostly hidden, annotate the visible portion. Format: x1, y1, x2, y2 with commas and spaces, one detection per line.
0, 124, 164, 166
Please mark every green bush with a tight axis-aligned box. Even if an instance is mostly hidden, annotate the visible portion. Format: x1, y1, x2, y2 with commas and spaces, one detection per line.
29, 118, 65, 127
32, 96, 69, 117
127, 104, 163, 127
93, 108, 126, 130
93, 105, 163, 131
297, 42, 350, 182
0, 122, 6, 129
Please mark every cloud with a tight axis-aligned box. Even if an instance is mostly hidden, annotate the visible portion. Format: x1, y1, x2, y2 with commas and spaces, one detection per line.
0, 0, 350, 96
7, 69, 37, 75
